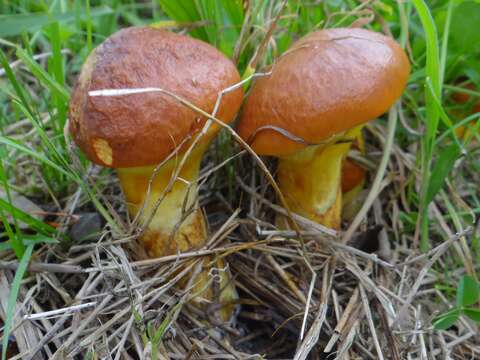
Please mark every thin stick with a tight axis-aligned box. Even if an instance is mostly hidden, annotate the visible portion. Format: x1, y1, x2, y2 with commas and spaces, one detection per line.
294, 259, 333, 360
395, 227, 471, 267
266, 254, 306, 303
260, 229, 393, 268
360, 285, 385, 360
392, 238, 453, 327
0, 261, 84, 273
324, 287, 360, 352
23, 302, 96, 320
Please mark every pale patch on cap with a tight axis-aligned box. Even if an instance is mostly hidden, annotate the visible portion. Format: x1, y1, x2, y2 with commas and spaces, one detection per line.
93, 138, 113, 166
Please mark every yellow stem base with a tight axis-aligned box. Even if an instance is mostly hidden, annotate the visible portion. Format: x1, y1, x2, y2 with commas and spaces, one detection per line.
117, 143, 236, 321
276, 141, 352, 230
117, 144, 206, 257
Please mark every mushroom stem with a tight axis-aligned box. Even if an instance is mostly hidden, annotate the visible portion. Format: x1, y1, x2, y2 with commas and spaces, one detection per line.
276, 126, 362, 230
117, 143, 207, 257
117, 139, 237, 320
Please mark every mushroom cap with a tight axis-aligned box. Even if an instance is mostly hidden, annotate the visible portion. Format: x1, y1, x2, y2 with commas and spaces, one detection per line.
69, 26, 243, 168
237, 28, 410, 156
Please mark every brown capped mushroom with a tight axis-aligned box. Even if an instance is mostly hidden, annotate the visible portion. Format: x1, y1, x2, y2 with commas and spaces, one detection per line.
238, 28, 410, 229
69, 26, 243, 318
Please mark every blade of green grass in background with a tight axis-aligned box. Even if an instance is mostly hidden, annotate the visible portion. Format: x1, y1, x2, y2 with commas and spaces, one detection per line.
432, 308, 461, 330
0, 234, 58, 252
456, 275, 479, 307
0, 198, 58, 237
1, 244, 33, 360
0, 160, 25, 259
0, 136, 122, 235
156, 0, 244, 58
15, 47, 69, 103
425, 143, 462, 205
0, 136, 74, 180
411, 0, 443, 251
85, 0, 93, 52
157, 0, 209, 41
46, 21, 67, 131
0, 6, 113, 37
1, 19, 124, 237
97, 0, 121, 36
0, 49, 33, 115
2, 45, 71, 194
439, 0, 454, 85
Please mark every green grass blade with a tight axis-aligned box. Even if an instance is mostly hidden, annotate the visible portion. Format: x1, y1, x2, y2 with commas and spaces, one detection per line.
86, 0, 93, 53
221, 0, 243, 28
0, 136, 74, 180
15, 47, 70, 103
0, 198, 58, 236
0, 137, 121, 236
0, 159, 25, 258
12, 99, 70, 170
425, 143, 461, 205
432, 308, 461, 330
1, 244, 33, 360
0, 207, 23, 258
0, 6, 113, 37
464, 308, 480, 322
0, 49, 33, 115
456, 275, 479, 307
436, 113, 480, 144
0, 235, 58, 251
46, 21, 67, 131
157, 0, 207, 41
411, 0, 443, 251
439, 0, 454, 85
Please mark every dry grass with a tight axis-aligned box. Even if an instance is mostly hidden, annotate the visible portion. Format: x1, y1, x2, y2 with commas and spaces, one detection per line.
1, 101, 479, 358
1, 2, 480, 359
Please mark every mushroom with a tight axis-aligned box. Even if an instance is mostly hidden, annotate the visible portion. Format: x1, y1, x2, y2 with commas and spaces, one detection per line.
69, 27, 243, 316
237, 28, 410, 229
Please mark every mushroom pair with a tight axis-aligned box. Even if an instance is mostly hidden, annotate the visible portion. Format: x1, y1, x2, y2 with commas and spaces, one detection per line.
69, 27, 243, 319
69, 26, 410, 320
238, 28, 410, 229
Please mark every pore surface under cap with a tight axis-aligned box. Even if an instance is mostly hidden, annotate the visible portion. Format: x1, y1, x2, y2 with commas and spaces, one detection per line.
237, 28, 410, 156
69, 26, 243, 168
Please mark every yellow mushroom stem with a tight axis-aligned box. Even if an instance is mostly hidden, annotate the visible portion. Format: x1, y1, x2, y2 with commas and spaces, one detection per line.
116, 133, 237, 320
276, 126, 363, 230
117, 144, 207, 257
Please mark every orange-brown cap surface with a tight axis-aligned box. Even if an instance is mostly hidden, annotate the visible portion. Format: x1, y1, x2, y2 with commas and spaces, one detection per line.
237, 28, 410, 156
69, 26, 243, 168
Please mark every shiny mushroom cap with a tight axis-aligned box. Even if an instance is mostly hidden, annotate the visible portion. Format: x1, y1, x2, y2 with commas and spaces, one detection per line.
237, 28, 410, 156
69, 26, 243, 168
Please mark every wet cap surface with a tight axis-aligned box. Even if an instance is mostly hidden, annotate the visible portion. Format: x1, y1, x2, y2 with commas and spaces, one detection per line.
237, 28, 410, 156
69, 26, 243, 168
